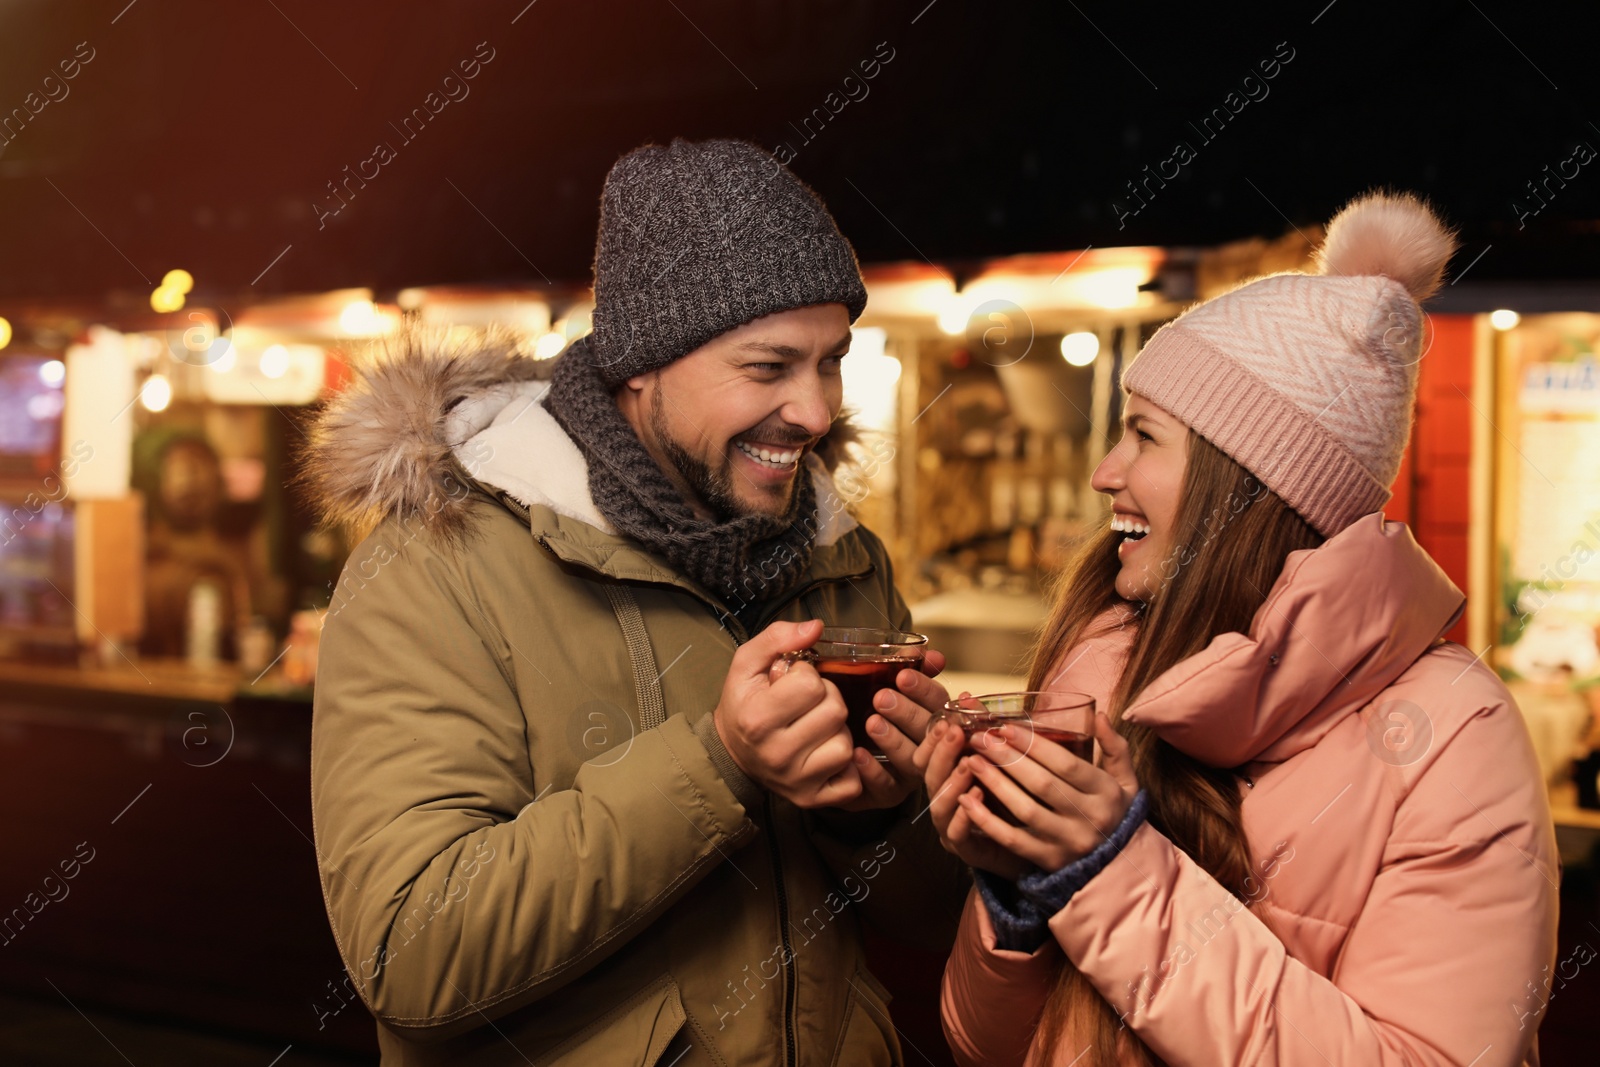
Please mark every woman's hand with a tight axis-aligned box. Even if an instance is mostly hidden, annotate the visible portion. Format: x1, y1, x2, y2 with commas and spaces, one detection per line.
915, 717, 1030, 880
957, 711, 1140, 872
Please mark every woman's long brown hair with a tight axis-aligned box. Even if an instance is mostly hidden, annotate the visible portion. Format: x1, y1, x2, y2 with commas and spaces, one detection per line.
1022, 431, 1324, 1065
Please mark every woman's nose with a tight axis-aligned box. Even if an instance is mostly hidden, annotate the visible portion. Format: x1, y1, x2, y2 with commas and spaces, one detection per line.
1091, 449, 1125, 494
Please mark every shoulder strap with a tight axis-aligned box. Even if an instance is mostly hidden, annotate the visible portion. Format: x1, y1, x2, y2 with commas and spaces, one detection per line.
602, 583, 667, 731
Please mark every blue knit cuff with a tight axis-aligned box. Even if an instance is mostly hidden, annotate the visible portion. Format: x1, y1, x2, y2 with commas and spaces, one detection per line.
973, 868, 1050, 953
1016, 790, 1150, 916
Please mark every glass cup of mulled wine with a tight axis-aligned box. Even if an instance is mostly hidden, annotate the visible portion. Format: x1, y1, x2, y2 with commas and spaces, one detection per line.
782, 627, 929, 760
937, 691, 1096, 824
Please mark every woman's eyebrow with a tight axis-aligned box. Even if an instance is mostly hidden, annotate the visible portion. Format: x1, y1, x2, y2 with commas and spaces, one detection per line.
1127, 409, 1175, 434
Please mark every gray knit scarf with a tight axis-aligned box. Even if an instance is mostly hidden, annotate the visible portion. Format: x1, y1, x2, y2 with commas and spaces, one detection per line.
544, 341, 819, 618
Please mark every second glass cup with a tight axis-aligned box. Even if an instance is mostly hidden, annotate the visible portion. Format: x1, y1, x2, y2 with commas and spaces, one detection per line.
938, 690, 1096, 823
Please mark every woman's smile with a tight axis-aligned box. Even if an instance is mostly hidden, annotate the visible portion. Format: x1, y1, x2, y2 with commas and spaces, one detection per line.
1092, 394, 1189, 600
1111, 511, 1150, 560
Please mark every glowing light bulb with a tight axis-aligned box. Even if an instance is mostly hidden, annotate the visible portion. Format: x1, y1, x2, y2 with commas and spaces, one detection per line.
260, 344, 289, 379
339, 300, 384, 336
533, 332, 566, 360
140, 374, 172, 412
1490, 309, 1520, 331
162, 269, 194, 294
1060, 332, 1100, 366
151, 287, 185, 313
39, 359, 66, 387
0, 317, 11, 350
938, 297, 974, 336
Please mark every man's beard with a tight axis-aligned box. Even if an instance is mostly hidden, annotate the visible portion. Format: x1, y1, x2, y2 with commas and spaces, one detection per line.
649, 387, 791, 523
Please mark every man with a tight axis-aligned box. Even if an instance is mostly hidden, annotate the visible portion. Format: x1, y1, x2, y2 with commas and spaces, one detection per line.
306, 138, 969, 1066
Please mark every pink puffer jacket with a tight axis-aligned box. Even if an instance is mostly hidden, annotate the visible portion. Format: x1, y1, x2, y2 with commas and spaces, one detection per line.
941, 514, 1559, 1066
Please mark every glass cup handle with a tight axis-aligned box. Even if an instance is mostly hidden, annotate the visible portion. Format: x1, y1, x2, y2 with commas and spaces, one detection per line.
774, 648, 817, 678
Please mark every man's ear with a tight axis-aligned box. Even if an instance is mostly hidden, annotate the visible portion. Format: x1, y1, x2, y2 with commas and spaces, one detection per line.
623, 371, 652, 395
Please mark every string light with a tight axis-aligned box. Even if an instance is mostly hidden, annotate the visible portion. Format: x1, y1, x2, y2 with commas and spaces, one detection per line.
1060, 331, 1100, 366
260, 344, 290, 379
140, 374, 172, 412
151, 269, 193, 313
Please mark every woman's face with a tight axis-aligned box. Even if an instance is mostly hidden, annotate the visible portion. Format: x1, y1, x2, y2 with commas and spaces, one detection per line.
1090, 392, 1190, 602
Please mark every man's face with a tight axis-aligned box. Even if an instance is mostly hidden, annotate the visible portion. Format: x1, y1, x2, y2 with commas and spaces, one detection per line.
619, 303, 852, 522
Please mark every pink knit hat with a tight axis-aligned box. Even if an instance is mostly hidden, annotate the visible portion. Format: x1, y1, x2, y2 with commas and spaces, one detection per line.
1122, 192, 1459, 537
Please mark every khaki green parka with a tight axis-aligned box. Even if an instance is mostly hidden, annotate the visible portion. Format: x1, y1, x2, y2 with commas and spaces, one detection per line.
306, 337, 970, 1066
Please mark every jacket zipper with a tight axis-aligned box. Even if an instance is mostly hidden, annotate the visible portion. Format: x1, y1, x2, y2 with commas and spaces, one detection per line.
748, 578, 866, 1067
766, 793, 799, 1067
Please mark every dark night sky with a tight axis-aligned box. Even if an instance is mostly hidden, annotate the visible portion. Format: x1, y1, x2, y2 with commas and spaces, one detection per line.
1, 0, 1598, 305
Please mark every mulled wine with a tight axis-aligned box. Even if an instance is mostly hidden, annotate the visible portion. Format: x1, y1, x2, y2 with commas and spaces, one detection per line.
784, 627, 928, 758
817, 654, 925, 750
957, 715, 1094, 762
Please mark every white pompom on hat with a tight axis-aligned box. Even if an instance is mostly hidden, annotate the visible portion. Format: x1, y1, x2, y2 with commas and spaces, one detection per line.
1121, 191, 1459, 537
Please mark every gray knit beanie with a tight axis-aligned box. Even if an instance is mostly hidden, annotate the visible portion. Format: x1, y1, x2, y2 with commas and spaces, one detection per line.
587, 138, 869, 388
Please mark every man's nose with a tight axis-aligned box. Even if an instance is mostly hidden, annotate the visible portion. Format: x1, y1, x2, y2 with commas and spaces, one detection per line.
780, 374, 836, 438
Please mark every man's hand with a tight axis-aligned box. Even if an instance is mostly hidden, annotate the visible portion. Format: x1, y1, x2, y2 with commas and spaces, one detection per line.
713, 619, 862, 808
828, 649, 951, 813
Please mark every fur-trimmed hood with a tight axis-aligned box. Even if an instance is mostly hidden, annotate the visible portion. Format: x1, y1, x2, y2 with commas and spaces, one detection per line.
300, 327, 865, 549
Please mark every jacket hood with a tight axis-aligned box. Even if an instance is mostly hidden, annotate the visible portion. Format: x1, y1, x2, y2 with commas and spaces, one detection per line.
1123, 512, 1465, 767
301, 327, 867, 548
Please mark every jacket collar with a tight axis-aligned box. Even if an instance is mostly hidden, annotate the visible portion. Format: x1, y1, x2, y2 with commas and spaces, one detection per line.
302, 328, 865, 556
1122, 513, 1465, 767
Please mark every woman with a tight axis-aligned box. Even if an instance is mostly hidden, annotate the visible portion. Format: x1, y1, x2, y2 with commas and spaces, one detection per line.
916, 193, 1559, 1065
